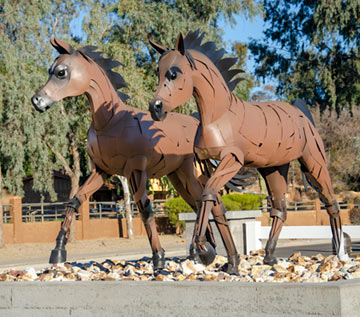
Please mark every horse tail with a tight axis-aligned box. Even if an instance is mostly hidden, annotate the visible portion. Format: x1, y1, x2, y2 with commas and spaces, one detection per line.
291, 98, 315, 126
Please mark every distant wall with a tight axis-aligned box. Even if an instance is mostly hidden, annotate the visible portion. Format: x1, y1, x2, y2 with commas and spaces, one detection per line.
1, 197, 352, 244
2, 197, 172, 244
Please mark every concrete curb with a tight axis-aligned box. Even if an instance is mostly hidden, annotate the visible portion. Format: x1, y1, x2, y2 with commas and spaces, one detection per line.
0, 280, 359, 316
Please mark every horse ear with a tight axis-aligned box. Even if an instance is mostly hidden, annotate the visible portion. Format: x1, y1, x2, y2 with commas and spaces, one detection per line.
50, 38, 74, 54
148, 36, 167, 55
175, 32, 185, 55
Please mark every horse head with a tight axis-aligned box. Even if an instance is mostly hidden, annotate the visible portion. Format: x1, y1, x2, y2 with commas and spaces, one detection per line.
31, 38, 93, 112
148, 33, 195, 121
149, 30, 244, 123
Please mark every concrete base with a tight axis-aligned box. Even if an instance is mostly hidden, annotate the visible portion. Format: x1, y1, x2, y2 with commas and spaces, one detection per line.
1, 280, 359, 316
179, 210, 261, 256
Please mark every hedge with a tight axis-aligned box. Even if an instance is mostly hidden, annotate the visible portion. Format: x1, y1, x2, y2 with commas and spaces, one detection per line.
165, 193, 266, 231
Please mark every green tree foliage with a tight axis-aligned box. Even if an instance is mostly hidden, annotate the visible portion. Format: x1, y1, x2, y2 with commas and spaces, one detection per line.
100, 0, 260, 112
0, 1, 83, 198
0, 0, 260, 200
231, 42, 256, 101
249, 0, 360, 113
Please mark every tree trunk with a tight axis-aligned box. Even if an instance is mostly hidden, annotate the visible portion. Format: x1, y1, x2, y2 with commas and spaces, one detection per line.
67, 175, 80, 244
117, 175, 134, 239
0, 164, 5, 248
67, 136, 81, 244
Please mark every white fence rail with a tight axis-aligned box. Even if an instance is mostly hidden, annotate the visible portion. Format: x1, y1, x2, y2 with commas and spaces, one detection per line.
244, 221, 360, 254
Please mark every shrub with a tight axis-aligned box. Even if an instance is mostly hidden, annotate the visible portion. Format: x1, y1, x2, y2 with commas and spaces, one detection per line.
165, 197, 193, 232
349, 207, 360, 225
221, 193, 266, 211
165, 193, 266, 232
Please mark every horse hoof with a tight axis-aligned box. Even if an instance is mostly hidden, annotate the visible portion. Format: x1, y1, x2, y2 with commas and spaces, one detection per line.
196, 241, 216, 266
153, 250, 165, 270
332, 232, 352, 257
263, 254, 277, 266
344, 232, 352, 256
223, 254, 239, 275
189, 245, 201, 263
49, 248, 67, 264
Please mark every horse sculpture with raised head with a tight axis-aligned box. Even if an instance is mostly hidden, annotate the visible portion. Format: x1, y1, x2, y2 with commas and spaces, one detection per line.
31, 38, 240, 272
148, 30, 350, 265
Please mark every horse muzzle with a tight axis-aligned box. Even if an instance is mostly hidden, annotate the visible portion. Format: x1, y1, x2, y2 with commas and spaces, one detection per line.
149, 99, 167, 121
31, 93, 55, 113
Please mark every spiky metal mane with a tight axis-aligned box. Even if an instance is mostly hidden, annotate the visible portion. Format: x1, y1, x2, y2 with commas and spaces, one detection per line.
78, 46, 130, 102
183, 30, 245, 92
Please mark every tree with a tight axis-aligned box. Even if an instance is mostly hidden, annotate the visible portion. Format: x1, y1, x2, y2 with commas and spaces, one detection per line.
0, 164, 4, 248
313, 107, 360, 192
116, 175, 134, 240
249, 0, 360, 113
0, 1, 91, 200
86, 0, 262, 114
231, 42, 256, 101
0, 0, 261, 202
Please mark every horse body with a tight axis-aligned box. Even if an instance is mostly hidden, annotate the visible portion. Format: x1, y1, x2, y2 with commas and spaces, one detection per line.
149, 31, 350, 265
86, 109, 197, 179
194, 100, 310, 168
31, 38, 239, 272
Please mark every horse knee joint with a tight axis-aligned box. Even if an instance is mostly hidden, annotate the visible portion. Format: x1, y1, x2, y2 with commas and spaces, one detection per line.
326, 202, 339, 217
270, 198, 287, 221
65, 196, 82, 211
202, 188, 217, 203
270, 208, 287, 222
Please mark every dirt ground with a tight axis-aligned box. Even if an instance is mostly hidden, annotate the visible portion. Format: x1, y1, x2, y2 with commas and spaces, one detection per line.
0, 235, 185, 267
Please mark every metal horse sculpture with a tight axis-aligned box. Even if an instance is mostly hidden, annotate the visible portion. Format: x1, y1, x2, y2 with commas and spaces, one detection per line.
149, 30, 350, 265
31, 38, 239, 272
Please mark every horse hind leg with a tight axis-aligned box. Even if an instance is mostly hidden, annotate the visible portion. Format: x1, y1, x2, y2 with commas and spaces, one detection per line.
167, 171, 216, 256
299, 152, 350, 260
259, 164, 289, 265
49, 166, 107, 264
128, 170, 165, 270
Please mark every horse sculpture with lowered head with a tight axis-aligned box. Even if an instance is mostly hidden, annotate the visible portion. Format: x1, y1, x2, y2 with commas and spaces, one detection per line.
148, 30, 350, 265
31, 38, 241, 272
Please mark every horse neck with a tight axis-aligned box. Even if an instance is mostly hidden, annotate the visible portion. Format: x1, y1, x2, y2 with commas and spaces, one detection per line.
85, 63, 124, 131
191, 53, 232, 126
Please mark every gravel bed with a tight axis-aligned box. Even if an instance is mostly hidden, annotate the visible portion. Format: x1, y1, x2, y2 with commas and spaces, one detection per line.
1, 250, 360, 283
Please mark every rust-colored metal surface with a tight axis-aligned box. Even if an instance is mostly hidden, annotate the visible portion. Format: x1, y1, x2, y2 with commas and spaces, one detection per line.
31, 38, 238, 271
149, 30, 350, 265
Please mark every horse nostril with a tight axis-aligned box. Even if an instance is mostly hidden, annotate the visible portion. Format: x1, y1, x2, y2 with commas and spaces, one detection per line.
31, 95, 39, 106
154, 99, 162, 112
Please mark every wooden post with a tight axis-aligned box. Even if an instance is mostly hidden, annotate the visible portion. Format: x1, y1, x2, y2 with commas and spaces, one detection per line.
79, 199, 90, 240
10, 196, 22, 243
315, 198, 321, 225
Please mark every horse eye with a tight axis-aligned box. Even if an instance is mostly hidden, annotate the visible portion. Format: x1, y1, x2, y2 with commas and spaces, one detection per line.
170, 72, 177, 80
57, 69, 67, 78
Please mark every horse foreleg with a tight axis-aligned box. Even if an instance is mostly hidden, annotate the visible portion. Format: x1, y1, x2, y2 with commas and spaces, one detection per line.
49, 166, 107, 264
128, 168, 164, 270
259, 164, 289, 265
195, 153, 243, 266
211, 196, 239, 274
